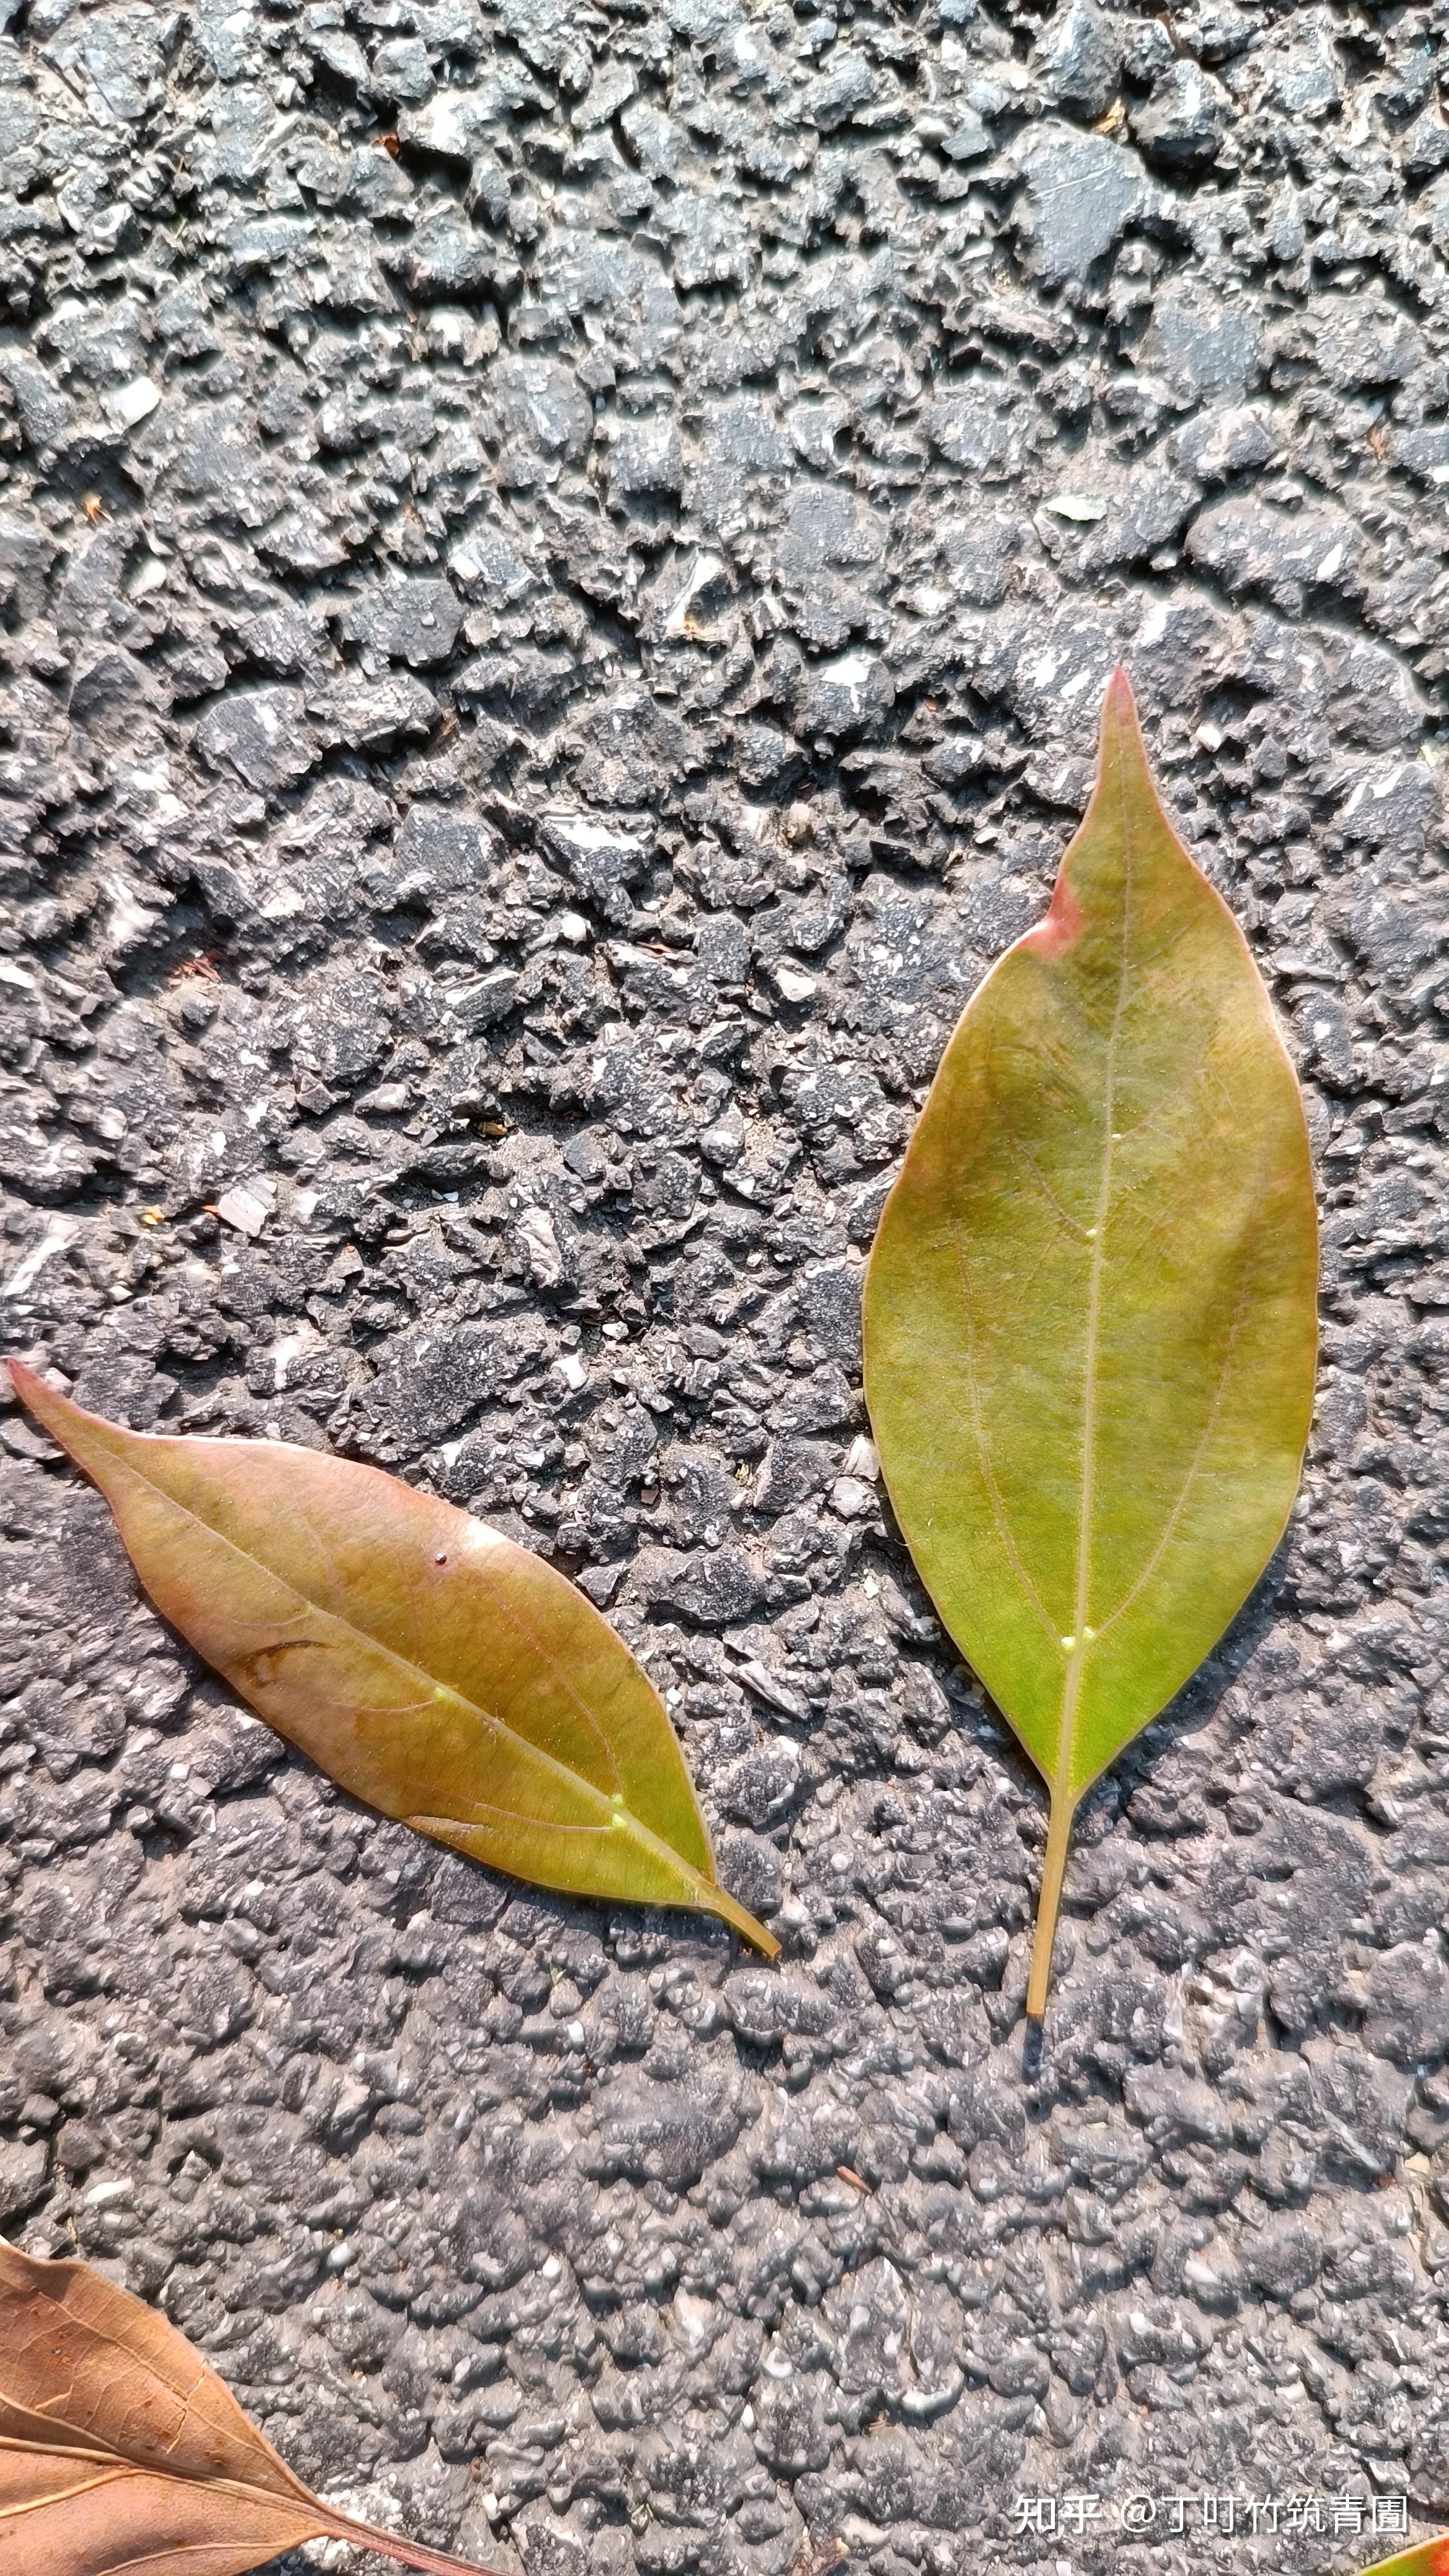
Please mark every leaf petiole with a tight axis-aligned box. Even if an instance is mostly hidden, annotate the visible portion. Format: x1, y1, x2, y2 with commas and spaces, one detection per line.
1026, 1788, 1075, 2021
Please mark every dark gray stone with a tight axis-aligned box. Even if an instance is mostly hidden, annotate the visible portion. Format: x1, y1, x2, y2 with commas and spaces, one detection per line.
194, 687, 318, 790
1132, 60, 1231, 169
1142, 287, 1264, 406
1032, 0, 1122, 123
1186, 497, 1365, 614
1014, 122, 1150, 284
343, 579, 464, 671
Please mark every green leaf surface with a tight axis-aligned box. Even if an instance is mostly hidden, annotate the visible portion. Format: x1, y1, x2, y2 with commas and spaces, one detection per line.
1358, 2543, 1449, 2576
7, 1365, 776, 1956
862, 670, 1317, 2016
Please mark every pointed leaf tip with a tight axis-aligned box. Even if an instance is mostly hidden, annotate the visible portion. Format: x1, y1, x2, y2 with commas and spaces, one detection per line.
1097, 664, 1151, 775
863, 670, 1317, 2018
8, 1370, 776, 1955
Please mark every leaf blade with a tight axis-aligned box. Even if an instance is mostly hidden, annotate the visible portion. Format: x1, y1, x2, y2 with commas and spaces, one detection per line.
1356, 2544, 1449, 2576
7, 1368, 776, 1955
863, 669, 1317, 2015
0, 2450, 322, 2576
0, 2242, 310, 2496
0, 2243, 500, 2576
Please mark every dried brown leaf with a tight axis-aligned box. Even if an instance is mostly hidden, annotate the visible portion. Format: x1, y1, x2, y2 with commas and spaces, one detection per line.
0, 2239, 495, 2575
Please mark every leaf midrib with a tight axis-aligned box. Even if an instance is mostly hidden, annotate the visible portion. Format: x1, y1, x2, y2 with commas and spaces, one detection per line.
1054, 769, 1134, 1806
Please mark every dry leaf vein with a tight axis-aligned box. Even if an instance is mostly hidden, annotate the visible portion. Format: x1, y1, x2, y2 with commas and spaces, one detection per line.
0, 2453, 131, 2511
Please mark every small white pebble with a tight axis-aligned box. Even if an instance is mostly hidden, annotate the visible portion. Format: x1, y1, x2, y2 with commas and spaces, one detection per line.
104, 376, 160, 428
83, 2179, 132, 2209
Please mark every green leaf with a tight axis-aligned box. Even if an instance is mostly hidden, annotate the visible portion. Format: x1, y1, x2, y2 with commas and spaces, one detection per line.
1358, 2544, 1449, 2576
7, 1364, 777, 1956
862, 670, 1317, 2017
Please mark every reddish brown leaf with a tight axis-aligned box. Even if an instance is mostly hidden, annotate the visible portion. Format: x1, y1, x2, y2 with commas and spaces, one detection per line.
0, 2239, 495, 2575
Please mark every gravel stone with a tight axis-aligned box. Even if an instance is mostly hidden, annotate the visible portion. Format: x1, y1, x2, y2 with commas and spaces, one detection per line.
1013, 122, 1151, 285
1032, 1, 1122, 125
3, 4, 1449, 2574
1130, 60, 1232, 171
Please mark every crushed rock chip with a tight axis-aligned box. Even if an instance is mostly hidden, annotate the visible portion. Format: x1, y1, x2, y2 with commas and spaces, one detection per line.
214, 1177, 278, 1239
